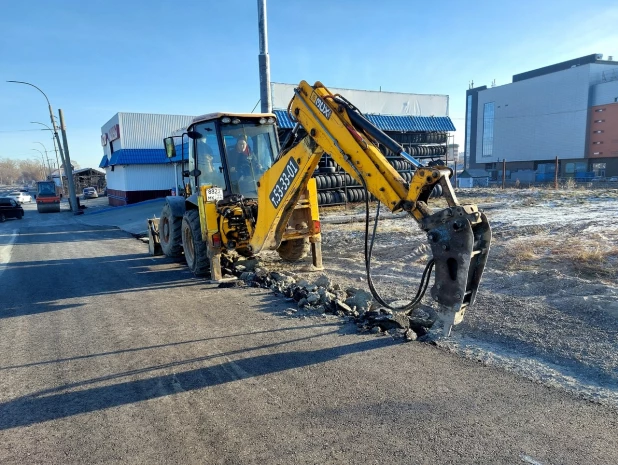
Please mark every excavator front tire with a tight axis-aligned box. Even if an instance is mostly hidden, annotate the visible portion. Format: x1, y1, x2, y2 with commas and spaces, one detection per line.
277, 238, 310, 262
160, 202, 183, 257
182, 209, 210, 276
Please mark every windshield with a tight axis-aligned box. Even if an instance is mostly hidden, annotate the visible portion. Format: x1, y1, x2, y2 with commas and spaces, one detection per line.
37, 183, 57, 196
221, 122, 278, 197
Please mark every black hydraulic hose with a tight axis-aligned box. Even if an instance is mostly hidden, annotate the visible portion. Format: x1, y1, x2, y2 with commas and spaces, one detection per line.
349, 158, 434, 313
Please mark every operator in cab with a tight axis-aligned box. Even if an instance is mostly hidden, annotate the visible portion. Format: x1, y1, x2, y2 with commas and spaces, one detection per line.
227, 134, 266, 196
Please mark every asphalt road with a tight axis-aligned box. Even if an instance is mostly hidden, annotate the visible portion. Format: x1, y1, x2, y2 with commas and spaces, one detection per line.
0, 203, 617, 465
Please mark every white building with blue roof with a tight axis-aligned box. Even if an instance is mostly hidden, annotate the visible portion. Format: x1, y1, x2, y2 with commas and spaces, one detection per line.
100, 112, 195, 205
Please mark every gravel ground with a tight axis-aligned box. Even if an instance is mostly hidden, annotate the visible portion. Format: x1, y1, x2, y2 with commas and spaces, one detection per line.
257, 187, 618, 409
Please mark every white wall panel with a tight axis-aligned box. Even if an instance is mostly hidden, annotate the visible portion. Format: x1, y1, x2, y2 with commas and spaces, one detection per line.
271, 83, 449, 116
105, 165, 128, 191
588, 64, 618, 86
119, 113, 195, 149
474, 65, 590, 163
125, 165, 177, 190
591, 80, 618, 106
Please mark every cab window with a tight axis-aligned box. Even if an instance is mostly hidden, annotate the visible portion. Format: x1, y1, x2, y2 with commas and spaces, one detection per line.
221, 122, 278, 197
193, 122, 226, 189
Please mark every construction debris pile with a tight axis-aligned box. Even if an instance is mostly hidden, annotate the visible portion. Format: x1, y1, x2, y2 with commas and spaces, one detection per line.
220, 257, 438, 341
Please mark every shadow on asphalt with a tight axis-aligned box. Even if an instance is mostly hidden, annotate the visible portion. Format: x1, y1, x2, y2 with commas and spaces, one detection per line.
0, 250, 199, 318
0, 224, 124, 245
0, 323, 343, 371
0, 337, 395, 430
0, 221, 201, 319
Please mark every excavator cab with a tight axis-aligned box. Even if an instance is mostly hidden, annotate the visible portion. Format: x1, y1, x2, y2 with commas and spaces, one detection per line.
158, 112, 323, 278
175, 114, 280, 200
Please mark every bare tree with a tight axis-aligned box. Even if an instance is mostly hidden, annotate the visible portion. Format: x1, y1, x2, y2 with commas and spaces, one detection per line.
19, 159, 45, 183
0, 158, 20, 185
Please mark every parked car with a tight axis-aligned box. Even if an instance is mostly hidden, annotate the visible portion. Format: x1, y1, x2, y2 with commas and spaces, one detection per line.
7, 191, 32, 204
0, 197, 24, 221
83, 187, 98, 199
609, 177, 618, 182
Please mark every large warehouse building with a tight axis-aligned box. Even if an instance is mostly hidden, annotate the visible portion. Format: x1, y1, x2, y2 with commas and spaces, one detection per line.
465, 54, 618, 183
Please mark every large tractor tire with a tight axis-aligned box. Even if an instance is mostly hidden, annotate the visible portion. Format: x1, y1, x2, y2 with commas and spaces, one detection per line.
160, 202, 183, 257
277, 238, 310, 262
181, 209, 210, 277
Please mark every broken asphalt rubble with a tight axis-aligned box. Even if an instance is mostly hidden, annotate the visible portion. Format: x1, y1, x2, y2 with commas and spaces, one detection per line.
219, 256, 439, 342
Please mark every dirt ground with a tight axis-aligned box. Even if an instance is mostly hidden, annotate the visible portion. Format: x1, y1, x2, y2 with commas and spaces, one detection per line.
259, 187, 618, 410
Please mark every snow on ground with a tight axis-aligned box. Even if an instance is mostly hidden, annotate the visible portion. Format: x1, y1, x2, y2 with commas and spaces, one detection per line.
260, 187, 618, 409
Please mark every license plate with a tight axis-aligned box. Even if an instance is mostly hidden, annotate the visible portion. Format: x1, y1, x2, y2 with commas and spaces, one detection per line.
206, 187, 224, 202
270, 158, 300, 208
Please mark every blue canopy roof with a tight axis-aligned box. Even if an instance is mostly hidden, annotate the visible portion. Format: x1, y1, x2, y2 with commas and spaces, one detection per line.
273, 109, 455, 132
99, 154, 109, 168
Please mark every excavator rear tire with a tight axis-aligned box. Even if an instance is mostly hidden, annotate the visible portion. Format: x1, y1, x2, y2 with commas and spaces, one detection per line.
182, 209, 210, 276
277, 238, 310, 262
160, 202, 183, 257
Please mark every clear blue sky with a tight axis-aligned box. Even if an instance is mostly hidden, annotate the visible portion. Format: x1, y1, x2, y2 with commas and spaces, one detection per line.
1, 0, 616, 169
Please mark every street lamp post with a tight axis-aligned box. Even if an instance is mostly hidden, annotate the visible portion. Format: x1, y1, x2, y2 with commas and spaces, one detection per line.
31, 121, 65, 194
7, 80, 79, 213
31, 148, 49, 179
34, 142, 53, 176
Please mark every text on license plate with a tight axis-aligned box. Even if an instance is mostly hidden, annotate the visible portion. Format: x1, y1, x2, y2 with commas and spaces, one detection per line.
270, 158, 300, 208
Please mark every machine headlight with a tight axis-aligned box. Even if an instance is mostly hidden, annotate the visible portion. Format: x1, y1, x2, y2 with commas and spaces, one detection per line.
232, 118, 241, 124
267, 117, 275, 123
259, 118, 267, 124
221, 117, 231, 123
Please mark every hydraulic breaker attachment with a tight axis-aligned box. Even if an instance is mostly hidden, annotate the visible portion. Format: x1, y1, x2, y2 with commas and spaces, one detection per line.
422, 206, 491, 335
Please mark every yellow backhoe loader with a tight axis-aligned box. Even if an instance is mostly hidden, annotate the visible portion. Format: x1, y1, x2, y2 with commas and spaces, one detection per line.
149, 81, 491, 333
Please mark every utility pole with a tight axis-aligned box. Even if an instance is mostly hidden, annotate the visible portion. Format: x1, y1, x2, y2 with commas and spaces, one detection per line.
554, 156, 559, 189
32, 122, 65, 195
58, 109, 79, 213
502, 159, 506, 189
257, 0, 272, 113
6, 80, 78, 213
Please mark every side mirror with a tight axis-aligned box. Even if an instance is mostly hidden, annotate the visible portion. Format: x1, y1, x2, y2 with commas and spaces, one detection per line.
189, 169, 201, 177
164, 137, 176, 158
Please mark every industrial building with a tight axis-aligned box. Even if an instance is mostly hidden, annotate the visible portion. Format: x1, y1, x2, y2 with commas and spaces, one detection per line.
99, 113, 194, 205
464, 54, 618, 183
100, 85, 456, 206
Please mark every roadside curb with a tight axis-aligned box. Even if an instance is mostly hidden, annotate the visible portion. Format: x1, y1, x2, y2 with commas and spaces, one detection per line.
82, 198, 164, 216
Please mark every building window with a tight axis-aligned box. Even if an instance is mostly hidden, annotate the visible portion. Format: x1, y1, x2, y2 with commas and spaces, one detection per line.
565, 162, 588, 174
482, 102, 494, 157
593, 152, 603, 155
593, 163, 606, 177
595, 108, 606, 112
593, 141, 603, 145
594, 130, 604, 134
594, 119, 605, 123
465, 95, 472, 161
